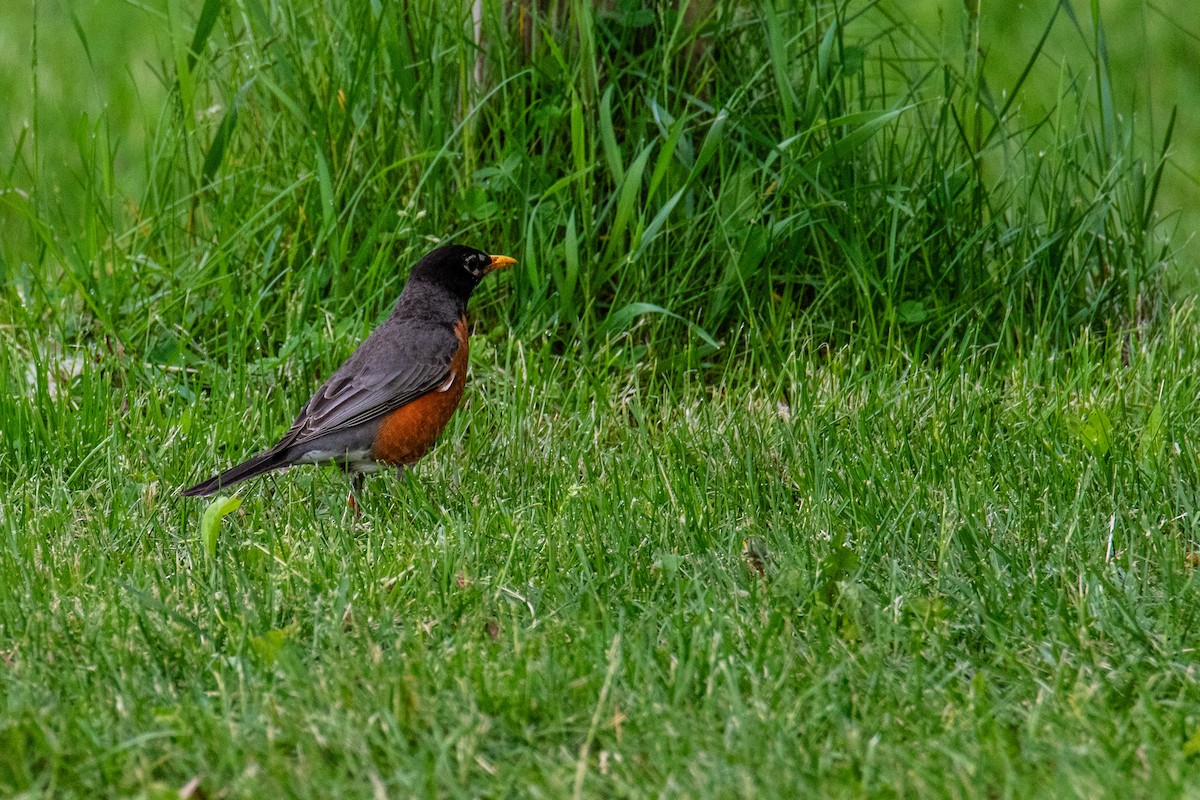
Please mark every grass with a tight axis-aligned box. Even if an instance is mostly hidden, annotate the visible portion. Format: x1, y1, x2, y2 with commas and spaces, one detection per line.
1, 0, 1176, 351
6, 319, 1200, 796
2, 0, 1199, 796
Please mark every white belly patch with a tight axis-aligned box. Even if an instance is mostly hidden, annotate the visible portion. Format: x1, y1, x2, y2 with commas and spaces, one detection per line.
293, 448, 381, 472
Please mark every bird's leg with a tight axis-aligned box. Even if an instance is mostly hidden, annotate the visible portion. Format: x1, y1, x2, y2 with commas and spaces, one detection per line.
347, 471, 365, 516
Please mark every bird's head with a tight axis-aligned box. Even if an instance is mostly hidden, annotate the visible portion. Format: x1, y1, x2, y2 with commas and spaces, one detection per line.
408, 245, 516, 299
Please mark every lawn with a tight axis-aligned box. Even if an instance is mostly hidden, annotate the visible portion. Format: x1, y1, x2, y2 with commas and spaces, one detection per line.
2, 1, 1198, 797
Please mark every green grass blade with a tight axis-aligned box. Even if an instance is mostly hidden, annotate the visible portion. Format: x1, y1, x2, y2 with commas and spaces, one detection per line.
806, 106, 910, 171
600, 301, 719, 349
187, 0, 224, 70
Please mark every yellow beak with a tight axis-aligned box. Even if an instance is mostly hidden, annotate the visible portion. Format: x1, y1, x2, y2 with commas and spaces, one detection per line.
487, 254, 517, 272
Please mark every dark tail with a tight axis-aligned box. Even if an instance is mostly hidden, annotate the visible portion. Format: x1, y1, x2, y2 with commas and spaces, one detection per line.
181, 447, 290, 497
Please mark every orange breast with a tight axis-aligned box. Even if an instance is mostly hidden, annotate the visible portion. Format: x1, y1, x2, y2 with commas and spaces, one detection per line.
371, 317, 469, 466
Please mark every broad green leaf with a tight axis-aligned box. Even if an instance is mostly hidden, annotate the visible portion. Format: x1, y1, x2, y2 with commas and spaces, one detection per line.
897, 300, 929, 324
1078, 410, 1113, 460
200, 495, 242, 558
249, 624, 297, 666
1185, 728, 1200, 758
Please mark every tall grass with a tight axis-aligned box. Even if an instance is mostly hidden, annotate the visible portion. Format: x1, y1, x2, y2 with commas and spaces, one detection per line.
1, 0, 1176, 367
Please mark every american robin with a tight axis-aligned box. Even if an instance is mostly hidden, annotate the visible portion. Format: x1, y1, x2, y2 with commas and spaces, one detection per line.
182, 245, 515, 501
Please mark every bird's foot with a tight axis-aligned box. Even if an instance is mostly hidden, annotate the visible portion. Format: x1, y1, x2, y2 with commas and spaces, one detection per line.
347, 472, 365, 517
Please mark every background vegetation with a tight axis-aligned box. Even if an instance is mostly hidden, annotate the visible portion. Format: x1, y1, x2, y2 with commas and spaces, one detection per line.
1, 0, 1197, 796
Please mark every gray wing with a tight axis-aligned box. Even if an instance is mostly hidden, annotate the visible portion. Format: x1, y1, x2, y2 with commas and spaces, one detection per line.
278, 324, 457, 448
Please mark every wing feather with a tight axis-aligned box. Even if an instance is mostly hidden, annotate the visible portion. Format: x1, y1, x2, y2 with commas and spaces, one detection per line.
277, 321, 458, 448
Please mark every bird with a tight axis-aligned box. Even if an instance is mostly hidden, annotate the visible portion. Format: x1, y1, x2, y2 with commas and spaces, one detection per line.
181, 245, 515, 504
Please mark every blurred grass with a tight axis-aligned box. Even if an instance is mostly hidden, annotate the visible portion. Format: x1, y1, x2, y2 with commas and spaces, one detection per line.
0, 0, 1184, 356
910, 0, 1198, 289
0, 0, 167, 208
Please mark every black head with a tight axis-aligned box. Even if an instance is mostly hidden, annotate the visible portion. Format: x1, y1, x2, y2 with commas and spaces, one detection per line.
406, 245, 515, 301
